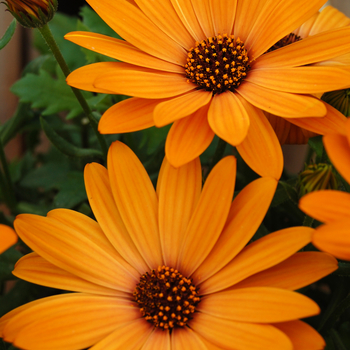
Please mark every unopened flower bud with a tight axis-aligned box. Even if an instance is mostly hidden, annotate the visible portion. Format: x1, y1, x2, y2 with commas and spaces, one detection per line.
321, 89, 350, 117
2, 0, 57, 28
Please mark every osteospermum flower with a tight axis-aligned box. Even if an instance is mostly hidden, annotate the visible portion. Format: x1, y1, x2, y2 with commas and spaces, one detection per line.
0, 224, 17, 254
66, 0, 350, 179
265, 5, 350, 144
0, 142, 337, 350
300, 117, 350, 260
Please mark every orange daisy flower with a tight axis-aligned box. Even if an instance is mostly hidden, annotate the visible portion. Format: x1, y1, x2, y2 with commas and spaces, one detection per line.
66, 0, 350, 180
0, 224, 17, 254
300, 117, 350, 260
0, 142, 337, 349
265, 5, 350, 145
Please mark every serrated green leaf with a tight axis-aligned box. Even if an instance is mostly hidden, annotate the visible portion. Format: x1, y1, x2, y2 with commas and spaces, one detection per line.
0, 19, 16, 50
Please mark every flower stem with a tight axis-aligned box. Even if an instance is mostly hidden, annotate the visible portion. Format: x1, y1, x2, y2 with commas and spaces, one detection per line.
37, 24, 108, 159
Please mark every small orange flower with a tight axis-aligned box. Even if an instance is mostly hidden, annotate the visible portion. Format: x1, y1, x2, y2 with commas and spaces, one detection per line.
300, 117, 350, 260
0, 224, 17, 254
0, 142, 337, 349
65, 0, 350, 179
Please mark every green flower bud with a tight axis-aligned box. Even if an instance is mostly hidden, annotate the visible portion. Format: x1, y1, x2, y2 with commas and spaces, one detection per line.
322, 89, 350, 117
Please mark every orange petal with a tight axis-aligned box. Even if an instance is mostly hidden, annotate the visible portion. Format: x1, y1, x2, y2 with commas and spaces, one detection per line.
3, 294, 140, 350
273, 320, 325, 350
294, 12, 318, 38
237, 81, 327, 117
0, 224, 17, 253
254, 27, 350, 69
209, 0, 236, 35
141, 328, 171, 350
190, 313, 293, 350
246, 0, 330, 60
170, 0, 206, 42
154, 90, 212, 127
65, 32, 183, 73
193, 177, 277, 284
236, 102, 283, 179
172, 327, 208, 349
13, 252, 130, 297
86, 0, 187, 65
287, 102, 347, 136
14, 212, 138, 292
198, 287, 320, 323
94, 63, 194, 99
66, 62, 121, 93
313, 219, 350, 261
90, 318, 153, 350
134, 0, 194, 49
107, 141, 163, 269
200, 226, 313, 294
165, 105, 215, 167
247, 66, 350, 94
299, 190, 350, 224
324, 132, 350, 185
158, 157, 202, 267
84, 162, 148, 274
178, 156, 236, 276
264, 112, 291, 144
208, 91, 250, 146
99, 97, 157, 134
232, 251, 338, 291
191, 0, 215, 37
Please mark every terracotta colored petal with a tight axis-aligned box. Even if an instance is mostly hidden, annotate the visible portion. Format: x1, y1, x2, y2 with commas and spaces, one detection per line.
13, 252, 130, 297
190, 313, 293, 350
324, 132, 350, 185
0, 224, 17, 253
237, 81, 327, 117
308, 6, 350, 36
3, 294, 140, 350
86, 0, 187, 65
94, 63, 194, 99
253, 27, 350, 69
313, 219, 350, 261
99, 97, 158, 134
107, 141, 163, 269
287, 102, 347, 137
236, 102, 283, 179
273, 320, 325, 350
90, 318, 153, 350
178, 156, 236, 276
200, 226, 313, 295
66, 62, 121, 93
246, 0, 330, 60
165, 105, 215, 167
14, 213, 138, 292
141, 328, 171, 350
193, 177, 277, 284
84, 163, 148, 274
199, 287, 320, 323
154, 90, 212, 127
172, 327, 208, 350
247, 66, 350, 94
65, 32, 183, 73
208, 91, 250, 146
233, 252, 338, 291
170, 0, 206, 42
158, 157, 202, 267
191, 0, 215, 37
134, 0, 194, 50
264, 112, 291, 144
209, 0, 236, 35
299, 190, 350, 224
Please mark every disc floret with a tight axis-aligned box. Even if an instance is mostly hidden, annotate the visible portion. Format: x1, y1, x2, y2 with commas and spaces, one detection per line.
185, 33, 250, 94
133, 266, 200, 330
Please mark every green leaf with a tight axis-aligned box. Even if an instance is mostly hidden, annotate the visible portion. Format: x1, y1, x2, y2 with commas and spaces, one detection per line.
40, 117, 103, 159
0, 19, 16, 50
308, 135, 324, 162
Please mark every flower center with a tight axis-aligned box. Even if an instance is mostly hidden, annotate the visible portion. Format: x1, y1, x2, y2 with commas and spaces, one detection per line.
185, 34, 250, 94
133, 266, 200, 329
266, 33, 302, 53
